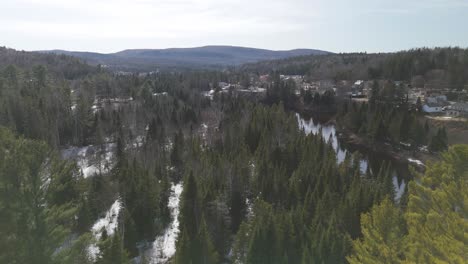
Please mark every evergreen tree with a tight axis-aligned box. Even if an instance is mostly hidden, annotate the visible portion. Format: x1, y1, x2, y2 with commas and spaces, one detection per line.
349, 146, 468, 263
99, 233, 130, 264
405, 145, 467, 263
347, 198, 406, 264
0, 128, 79, 263
175, 172, 219, 264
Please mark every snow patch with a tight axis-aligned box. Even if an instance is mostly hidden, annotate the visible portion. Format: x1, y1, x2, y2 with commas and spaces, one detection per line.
132, 135, 145, 148
150, 182, 183, 263
87, 198, 122, 261
408, 158, 424, 167
245, 198, 254, 219
61, 143, 115, 178
92, 199, 122, 240
202, 90, 215, 100
200, 123, 209, 143
392, 176, 406, 202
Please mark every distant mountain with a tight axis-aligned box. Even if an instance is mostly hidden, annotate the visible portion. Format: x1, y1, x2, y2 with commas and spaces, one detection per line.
40, 46, 330, 71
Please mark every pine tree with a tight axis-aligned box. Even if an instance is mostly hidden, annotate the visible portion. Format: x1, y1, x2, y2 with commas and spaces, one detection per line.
0, 128, 79, 263
175, 172, 214, 264
99, 233, 130, 264
415, 97, 422, 112
349, 145, 468, 263
405, 145, 467, 263
347, 198, 406, 264
195, 217, 219, 264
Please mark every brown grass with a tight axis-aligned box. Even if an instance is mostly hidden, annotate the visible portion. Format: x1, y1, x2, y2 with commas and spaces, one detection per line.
425, 116, 468, 145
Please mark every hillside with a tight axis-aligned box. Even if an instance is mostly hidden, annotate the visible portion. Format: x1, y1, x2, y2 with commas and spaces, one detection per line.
40, 45, 330, 71
241, 47, 468, 90
0, 46, 97, 79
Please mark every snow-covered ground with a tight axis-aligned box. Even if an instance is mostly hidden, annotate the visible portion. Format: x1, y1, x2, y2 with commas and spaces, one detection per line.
200, 123, 209, 143
88, 198, 122, 261
245, 198, 254, 220
202, 89, 215, 100
238, 87, 267, 93
392, 175, 406, 202
131, 135, 145, 148
91, 97, 134, 114
61, 143, 116, 178
149, 182, 183, 263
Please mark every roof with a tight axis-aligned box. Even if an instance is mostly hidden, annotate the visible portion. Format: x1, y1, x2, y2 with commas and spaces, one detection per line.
424, 102, 445, 108
423, 104, 443, 113
450, 102, 468, 111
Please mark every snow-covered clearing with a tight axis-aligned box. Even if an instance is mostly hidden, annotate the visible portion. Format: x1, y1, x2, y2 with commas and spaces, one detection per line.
61, 143, 116, 178
88, 198, 122, 261
149, 182, 183, 263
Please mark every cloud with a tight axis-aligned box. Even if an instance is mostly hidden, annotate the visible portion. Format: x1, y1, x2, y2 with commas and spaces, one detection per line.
1, 0, 315, 45
0, 0, 466, 52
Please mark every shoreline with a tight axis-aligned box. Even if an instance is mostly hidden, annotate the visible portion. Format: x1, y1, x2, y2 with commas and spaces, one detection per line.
293, 103, 432, 173
334, 121, 432, 173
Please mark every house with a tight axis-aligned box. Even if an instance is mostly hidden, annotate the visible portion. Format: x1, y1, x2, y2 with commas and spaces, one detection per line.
218, 82, 229, 88
408, 88, 425, 104
425, 95, 447, 104
446, 102, 468, 117
353, 80, 364, 88
423, 103, 444, 113
259, 75, 269, 83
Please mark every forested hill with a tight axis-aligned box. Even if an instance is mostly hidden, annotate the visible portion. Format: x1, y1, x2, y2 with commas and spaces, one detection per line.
39, 45, 330, 71
242, 47, 468, 90
0, 46, 98, 79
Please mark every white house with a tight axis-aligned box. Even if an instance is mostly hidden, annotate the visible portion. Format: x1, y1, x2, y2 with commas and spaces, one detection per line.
218, 82, 229, 88
425, 95, 447, 104
354, 80, 364, 87
447, 102, 468, 117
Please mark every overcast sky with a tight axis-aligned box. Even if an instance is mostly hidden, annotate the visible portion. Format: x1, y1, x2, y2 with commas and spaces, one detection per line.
1, 0, 467, 53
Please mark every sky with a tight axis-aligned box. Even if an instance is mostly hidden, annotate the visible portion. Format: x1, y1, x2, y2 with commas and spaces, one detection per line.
1, 0, 467, 53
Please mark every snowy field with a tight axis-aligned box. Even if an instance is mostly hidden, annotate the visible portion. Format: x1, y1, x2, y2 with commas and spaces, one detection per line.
61, 143, 116, 178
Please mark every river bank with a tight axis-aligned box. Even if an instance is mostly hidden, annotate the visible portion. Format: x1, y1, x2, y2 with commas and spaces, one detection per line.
296, 114, 409, 202
293, 100, 432, 173
334, 123, 429, 173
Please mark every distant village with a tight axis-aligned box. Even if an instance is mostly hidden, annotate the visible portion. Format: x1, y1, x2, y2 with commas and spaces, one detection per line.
344, 79, 468, 119
203, 73, 468, 120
